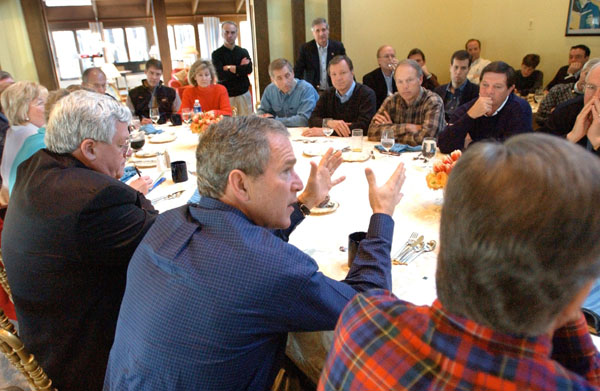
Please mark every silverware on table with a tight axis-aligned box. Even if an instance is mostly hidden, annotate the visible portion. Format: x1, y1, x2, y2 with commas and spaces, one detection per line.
151, 190, 185, 204
405, 240, 437, 264
394, 234, 423, 262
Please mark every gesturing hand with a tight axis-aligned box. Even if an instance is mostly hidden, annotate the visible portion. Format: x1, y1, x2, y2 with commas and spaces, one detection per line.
298, 148, 346, 209
365, 163, 406, 216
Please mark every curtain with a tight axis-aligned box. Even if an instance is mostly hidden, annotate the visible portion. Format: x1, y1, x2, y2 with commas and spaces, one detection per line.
203, 17, 221, 58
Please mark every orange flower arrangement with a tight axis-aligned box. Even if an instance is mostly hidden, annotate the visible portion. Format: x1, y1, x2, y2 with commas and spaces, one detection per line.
426, 150, 461, 190
190, 111, 223, 134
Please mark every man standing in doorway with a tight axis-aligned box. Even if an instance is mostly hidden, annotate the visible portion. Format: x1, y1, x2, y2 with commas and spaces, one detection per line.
212, 21, 253, 116
294, 17, 346, 92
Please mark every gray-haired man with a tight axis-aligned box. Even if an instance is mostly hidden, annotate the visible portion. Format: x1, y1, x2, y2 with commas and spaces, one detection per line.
105, 116, 406, 391
2, 90, 158, 391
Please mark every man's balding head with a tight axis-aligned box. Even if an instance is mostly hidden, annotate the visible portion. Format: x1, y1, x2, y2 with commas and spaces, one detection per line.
82, 67, 108, 95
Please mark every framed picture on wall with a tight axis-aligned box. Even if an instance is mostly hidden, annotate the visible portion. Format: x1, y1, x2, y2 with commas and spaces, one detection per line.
566, 0, 600, 35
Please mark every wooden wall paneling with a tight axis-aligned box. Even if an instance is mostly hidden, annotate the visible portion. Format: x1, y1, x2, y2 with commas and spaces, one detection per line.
327, 0, 341, 42
253, 0, 269, 96
291, 0, 305, 64
20, 0, 59, 89
152, 0, 173, 81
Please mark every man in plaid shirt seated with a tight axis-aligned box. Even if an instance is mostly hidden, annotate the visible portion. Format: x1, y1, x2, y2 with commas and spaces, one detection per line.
319, 133, 600, 390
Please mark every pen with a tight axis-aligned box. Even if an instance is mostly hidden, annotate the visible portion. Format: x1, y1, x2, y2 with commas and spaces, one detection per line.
133, 165, 142, 178
148, 177, 166, 192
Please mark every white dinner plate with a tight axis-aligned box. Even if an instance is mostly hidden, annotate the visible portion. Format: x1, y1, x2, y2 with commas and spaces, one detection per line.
148, 132, 177, 144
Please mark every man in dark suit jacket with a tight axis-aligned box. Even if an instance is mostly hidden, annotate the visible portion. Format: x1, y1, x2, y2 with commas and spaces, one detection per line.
294, 17, 346, 91
434, 50, 479, 122
362, 45, 398, 110
2, 90, 158, 391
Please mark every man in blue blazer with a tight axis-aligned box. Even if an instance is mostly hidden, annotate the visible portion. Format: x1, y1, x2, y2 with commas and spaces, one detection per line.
294, 17, 346, 92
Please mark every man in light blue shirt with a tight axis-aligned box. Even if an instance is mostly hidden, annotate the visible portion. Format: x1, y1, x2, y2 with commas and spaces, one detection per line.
258, 58, 319, 127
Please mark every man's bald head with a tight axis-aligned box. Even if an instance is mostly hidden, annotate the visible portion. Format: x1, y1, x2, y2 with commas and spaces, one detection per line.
82, 67, 108, 95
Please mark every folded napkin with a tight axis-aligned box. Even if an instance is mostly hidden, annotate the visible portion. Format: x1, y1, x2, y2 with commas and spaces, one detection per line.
375, 144, 422, 154
188, 189, 202, 204
140, 124, 163, 134
120, 166, 137, 183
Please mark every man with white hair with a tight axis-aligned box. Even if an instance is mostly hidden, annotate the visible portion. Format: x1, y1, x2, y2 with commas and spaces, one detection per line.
2, 90, 158, 391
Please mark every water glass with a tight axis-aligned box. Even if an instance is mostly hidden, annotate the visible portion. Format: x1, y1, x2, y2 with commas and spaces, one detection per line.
351, 129, 363, 152
422, 137, 436, 167
534, 88, 544, 104
322, 118, 333, 138
181, 108, 193, 126
381, 129, 395, 154
149, 108, 160, 124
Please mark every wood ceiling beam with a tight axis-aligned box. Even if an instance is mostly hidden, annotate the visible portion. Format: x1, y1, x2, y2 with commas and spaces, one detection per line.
192, 0, 200, 15
91, 0, 99, 20
235, 0, 244, 13
146, 0, 151, 17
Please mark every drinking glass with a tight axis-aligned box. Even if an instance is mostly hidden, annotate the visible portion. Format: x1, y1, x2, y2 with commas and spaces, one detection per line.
422, 137, 437, 167
149, 108, 160, 124
129, 130, 145, 151
351, 129, 363, 152
534, 88, 544, 104
381, 129, 395, 155
322, 118, 333, 139
181, 108, 192, 129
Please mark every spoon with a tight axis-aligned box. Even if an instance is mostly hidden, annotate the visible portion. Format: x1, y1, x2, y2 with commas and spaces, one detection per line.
405, 240, 437, 264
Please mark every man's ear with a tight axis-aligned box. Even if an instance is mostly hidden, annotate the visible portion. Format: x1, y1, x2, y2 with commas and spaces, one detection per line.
79, 139, 97, 162
227, 169, 251, 202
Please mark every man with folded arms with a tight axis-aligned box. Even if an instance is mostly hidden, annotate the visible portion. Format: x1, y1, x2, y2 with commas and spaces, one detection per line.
304, 55, 376, 137
542, 63, 600, 157
438, 61, 532, 153
2, 90, 157, 391
362, 45, 398, 109
104, 116, 406, 391
367, 59, 444, 146
319, 132, 600, 390
546, 44, 590, 91
257, 58, 319, 127
434, 50, 479, 122
537, 58, 600, 127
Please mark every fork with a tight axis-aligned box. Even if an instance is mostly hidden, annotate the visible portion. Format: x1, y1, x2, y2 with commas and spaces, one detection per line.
393, 232, 418, 260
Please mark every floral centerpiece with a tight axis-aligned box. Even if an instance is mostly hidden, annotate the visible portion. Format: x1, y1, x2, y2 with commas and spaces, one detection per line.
426, 150, 462, 190
190, 111, 223, 134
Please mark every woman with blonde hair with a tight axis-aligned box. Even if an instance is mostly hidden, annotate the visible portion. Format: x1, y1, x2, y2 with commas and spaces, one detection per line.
180, 60, 233, 116
0, 81, 48, 204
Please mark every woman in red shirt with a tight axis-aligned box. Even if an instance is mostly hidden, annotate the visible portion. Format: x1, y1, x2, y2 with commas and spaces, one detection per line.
180, 60, 233, 116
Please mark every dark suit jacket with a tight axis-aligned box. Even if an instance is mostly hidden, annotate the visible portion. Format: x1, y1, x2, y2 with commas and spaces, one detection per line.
362, 67, 397, 110
434, 80, 479, 121
294, 39, 346, 90
2, 149, 157, 391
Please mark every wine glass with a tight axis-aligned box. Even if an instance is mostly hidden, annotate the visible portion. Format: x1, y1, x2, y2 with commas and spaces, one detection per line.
129, 130, 146, 151
381, 129, 395, 156
181, 108, 192, 129
149, 108, 160, 124
422, 137, 437, 167
534, 88, 544, 104
322, 118, 333, 139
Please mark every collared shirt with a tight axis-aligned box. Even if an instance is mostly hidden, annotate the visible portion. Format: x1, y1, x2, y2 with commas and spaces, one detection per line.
382, 70, 394, 95
335, 81, 356, 104
467, 57, 491, 85
256, 78, 319, 127
317, 42, 329, 90
104, 198, 394, 391
367, 87, 445, 146
486, 93, 510, 117
536, 82, 578, 125
318, 290, 600, 391
442, 80, 468, 118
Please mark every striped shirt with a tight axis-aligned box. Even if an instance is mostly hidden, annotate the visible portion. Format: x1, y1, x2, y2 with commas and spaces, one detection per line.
367, 88, 444, 146
318, 290, 600, 391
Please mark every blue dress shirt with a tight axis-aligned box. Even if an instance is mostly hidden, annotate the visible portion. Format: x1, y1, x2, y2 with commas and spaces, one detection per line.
257, 79, 319, 127
335, 81, 356, 104
104, 197, 393, 391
